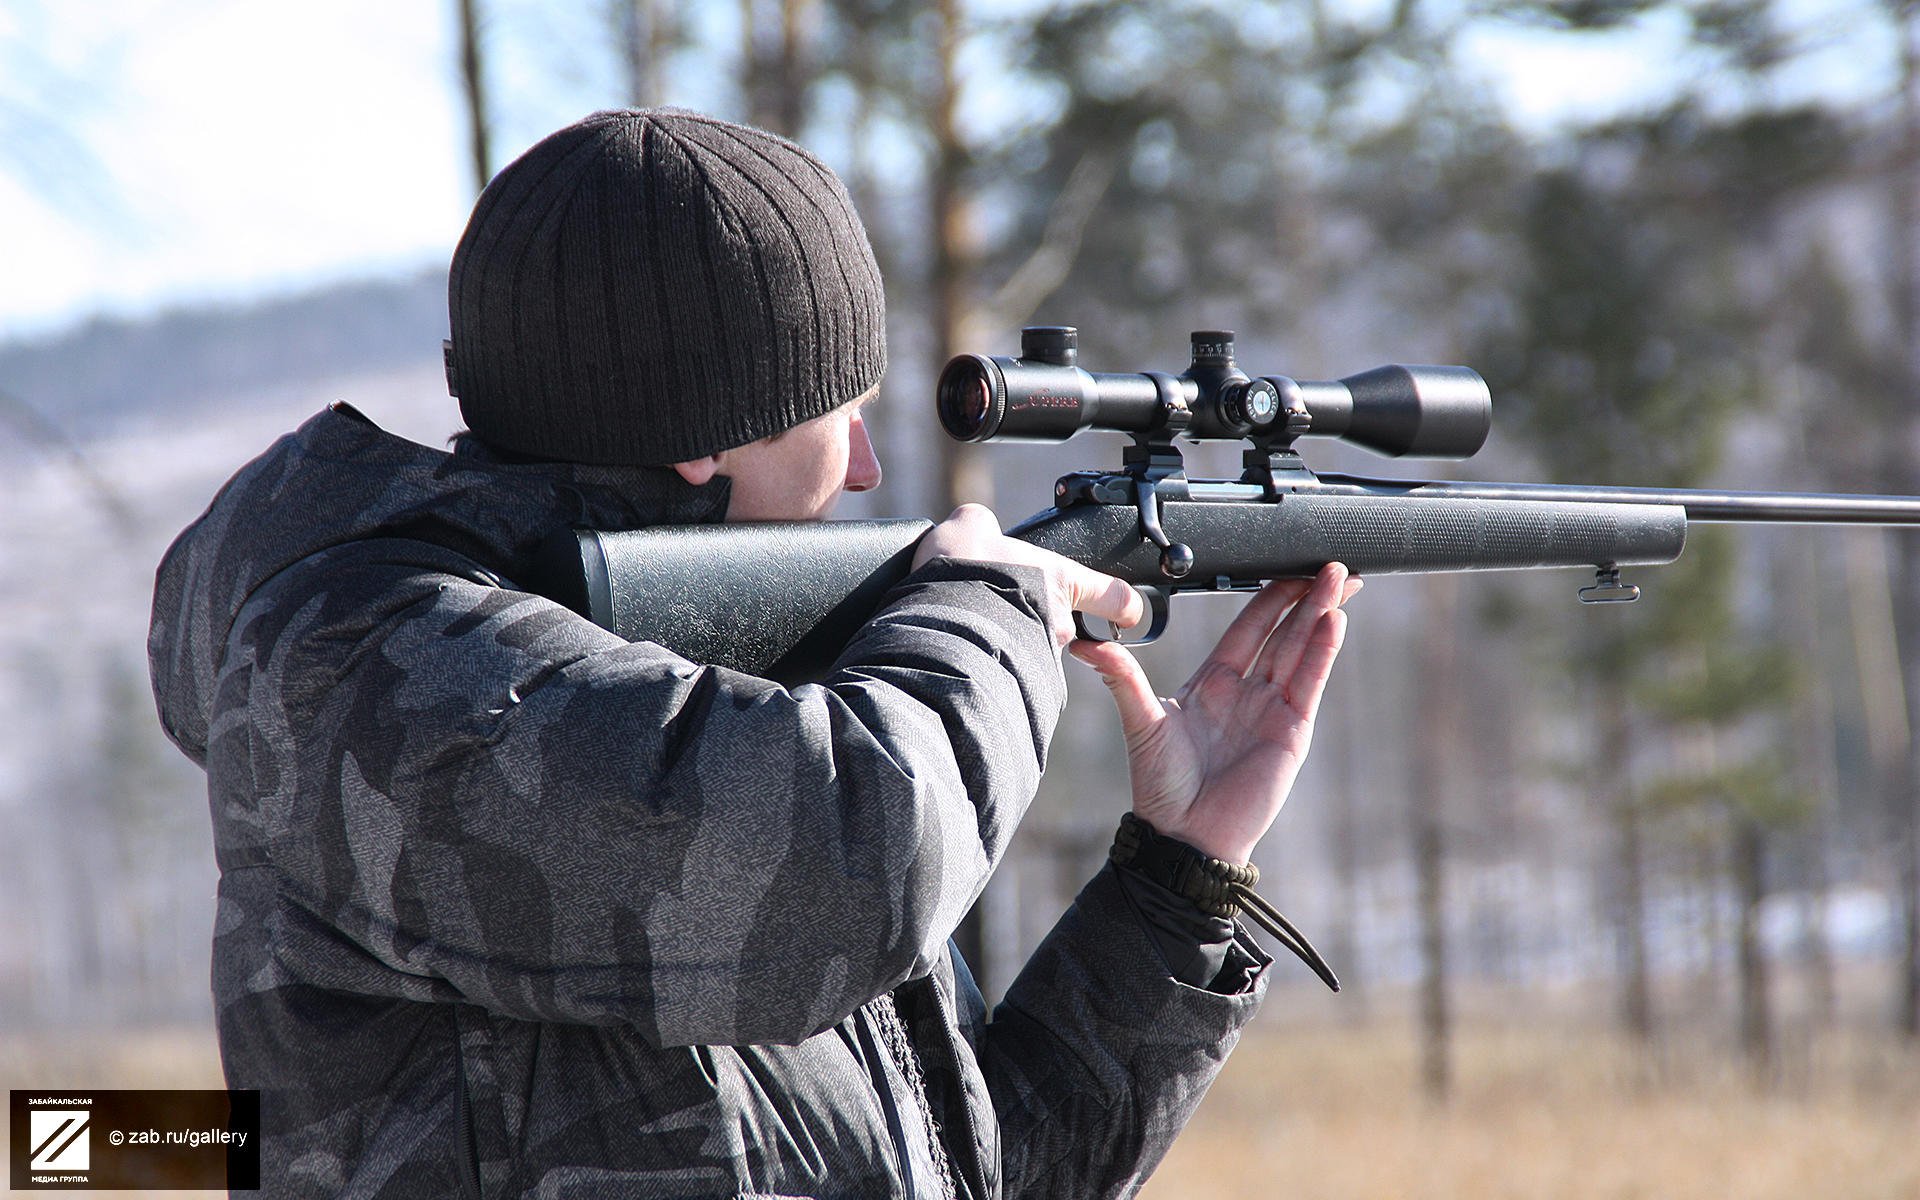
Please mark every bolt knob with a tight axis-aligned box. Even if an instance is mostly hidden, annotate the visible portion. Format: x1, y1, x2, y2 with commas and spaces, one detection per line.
1160, 543, 1195, 578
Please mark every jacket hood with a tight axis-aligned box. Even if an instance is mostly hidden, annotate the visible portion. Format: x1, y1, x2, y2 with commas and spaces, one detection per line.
148, 402, 731, 764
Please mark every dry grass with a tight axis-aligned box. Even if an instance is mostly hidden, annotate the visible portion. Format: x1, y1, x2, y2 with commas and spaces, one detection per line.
1142, 1017, 1920, 1200
0, 1024, 224, 1092
2, 1023, 224, 1200
4, 1018, 1915, 1198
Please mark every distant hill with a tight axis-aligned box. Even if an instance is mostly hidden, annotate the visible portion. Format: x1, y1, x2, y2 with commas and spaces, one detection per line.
0, 268, 448, 440
0, 271, 459, 1026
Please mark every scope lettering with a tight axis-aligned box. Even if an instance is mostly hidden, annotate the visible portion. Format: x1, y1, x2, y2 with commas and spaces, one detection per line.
1008, 393, 1078, 411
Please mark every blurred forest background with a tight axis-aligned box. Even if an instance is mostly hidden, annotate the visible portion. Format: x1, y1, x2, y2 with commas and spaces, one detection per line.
5, 0, 1920, 1196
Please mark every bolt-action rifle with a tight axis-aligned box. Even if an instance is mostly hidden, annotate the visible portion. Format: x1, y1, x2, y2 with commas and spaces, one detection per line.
533, 325, 1920, 685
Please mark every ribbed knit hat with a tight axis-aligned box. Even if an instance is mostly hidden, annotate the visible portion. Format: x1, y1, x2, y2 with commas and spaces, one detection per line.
446, 108, 887, 465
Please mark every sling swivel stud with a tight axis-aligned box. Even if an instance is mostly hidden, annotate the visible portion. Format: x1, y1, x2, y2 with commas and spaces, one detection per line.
1579, 565, 1640, 604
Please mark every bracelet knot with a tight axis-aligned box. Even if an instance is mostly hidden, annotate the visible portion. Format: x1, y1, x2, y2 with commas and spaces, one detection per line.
1109, 812, 1339, 992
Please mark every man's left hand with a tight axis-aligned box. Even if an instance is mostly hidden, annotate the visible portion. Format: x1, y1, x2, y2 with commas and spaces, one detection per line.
1069, 563, 1359, 865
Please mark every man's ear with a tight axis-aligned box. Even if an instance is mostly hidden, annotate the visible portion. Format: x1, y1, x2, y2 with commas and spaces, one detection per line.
671, 455, 722, 486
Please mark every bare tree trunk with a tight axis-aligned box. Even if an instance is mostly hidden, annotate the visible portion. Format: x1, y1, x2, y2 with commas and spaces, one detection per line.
1846, 527, 1917, 1037
1784, 540, 1839, 1028
616, 0, 675, 107
1898, 545, 1920, 1039
457, 0, 492, 194
1778, 834, 1830, 1057
1799, 833, 1837, 1030
926, 0, 996, 988
1732, 814, 1774, 1083
1329, 676, 1367, 1019
1698, 837, 1727, 1014
1411, 574, 1457, 1103
739, 0, 813, 136
1601, 680, 1655, 1043
930, 0, 990, 510
777, 0, 813, 141
1891, 0, 1920, 1042
739, 0, 766, 128
1905, 764, 1920, 1038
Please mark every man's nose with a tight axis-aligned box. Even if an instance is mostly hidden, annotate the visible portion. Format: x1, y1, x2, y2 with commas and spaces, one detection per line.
845, 414, 882, 493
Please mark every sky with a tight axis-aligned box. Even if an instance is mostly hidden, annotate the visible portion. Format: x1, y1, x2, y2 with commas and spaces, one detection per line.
1, 0, 473, 340
0, 0, 1900, 344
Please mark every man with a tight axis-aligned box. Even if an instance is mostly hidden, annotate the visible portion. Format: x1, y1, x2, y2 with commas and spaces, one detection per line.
149, 108, 1355, 1198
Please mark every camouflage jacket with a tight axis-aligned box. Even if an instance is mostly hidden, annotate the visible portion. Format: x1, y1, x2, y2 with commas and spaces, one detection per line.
148, 404, 1272, 1199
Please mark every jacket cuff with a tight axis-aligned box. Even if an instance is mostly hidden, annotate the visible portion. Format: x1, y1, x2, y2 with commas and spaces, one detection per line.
1112, 863, 1265, 994
1007, 862, 1271, 1031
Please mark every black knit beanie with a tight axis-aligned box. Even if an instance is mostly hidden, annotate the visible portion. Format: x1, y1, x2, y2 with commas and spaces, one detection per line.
446, 108, 887, 466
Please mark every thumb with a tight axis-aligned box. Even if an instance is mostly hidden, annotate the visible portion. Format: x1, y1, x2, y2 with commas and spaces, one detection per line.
1069, 639, 1163, 744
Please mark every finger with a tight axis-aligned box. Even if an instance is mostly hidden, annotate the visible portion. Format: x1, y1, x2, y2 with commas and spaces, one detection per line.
1069, 639, 1165, 743
1205, 578, 1314, 677
949, 502, 999, 532
912, 503, 1004, 569
1254, 562, 1348, 683
1280, 607, 1349, 724
1340, 577, 1364, 605
1069, 567, 1146, 630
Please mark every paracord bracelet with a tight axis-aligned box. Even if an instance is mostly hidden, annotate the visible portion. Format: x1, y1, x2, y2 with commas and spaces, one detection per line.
1110, 812, 1340, 992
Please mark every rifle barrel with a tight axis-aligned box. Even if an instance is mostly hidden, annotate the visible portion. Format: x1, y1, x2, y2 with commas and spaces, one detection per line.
1311, 475, 1920, 525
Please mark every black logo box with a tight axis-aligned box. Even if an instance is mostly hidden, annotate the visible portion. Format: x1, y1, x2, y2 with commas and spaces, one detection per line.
10, 1090, 259, 1191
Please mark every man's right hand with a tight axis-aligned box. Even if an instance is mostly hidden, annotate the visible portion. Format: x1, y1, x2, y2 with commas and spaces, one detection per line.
913, 504, 1143, 652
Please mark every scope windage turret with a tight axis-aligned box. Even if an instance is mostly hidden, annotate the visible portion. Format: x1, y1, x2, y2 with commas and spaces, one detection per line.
936, 326, 1493, 459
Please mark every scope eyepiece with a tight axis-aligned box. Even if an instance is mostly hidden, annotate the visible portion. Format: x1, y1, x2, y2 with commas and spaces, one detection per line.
937, 345, 1165, 442
936, 327, 1492, 458
936, 355, 1003, 442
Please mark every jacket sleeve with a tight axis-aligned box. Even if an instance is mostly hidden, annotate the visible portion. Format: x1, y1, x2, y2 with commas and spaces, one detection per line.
227, 543, 1065, 1048
970, 863, 1273, 1200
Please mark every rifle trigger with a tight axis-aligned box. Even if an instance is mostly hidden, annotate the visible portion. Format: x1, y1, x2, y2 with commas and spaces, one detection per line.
1578, 566, 1640, 604
1073, 586, 1170, 646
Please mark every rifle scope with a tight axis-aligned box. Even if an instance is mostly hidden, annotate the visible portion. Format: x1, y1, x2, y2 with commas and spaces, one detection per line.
938, 326, 1492, 458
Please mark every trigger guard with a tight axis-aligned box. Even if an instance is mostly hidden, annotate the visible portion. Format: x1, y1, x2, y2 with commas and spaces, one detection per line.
1073, 586, 1171, 646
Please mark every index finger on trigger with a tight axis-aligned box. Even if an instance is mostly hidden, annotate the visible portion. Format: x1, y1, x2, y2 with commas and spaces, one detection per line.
1072, 568, 1144, 630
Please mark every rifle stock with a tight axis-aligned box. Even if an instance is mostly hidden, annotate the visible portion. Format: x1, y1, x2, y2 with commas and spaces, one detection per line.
1009, 492, 1686, 582
534, 517, 930, 682
532, 487, 1690, 683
